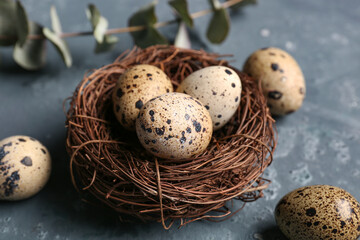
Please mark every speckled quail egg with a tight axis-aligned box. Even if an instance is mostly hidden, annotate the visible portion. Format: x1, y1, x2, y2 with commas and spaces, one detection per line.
275, 185, 360, 240
0, 136, 51, 201
135, 92, 213, 159
112, 64, 173, 131
176, 66, 242, 130
243, 47, 305, 116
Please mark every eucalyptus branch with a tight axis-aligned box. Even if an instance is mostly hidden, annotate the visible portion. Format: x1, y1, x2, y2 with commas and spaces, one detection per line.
1, 0, 245, 41
0, 0, 256, 70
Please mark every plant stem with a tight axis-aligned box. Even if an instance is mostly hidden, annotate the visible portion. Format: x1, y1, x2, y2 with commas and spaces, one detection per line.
0, 0, 245, 40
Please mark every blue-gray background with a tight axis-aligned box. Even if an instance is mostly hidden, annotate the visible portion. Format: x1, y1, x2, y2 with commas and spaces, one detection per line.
0, 0, 359, 239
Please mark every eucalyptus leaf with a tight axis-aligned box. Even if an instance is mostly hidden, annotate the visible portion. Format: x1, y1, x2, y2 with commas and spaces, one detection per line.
174, 22, 191, 49
206, 7, 230, 44
134, 26, 168, 48
93, 17, 108, 44
128, 1, 168, 48
86, 4, 101, 28
50, 5, 62, 34
86, 4, 108, 44
95, 34, 118, 53
228, 0, 257, 10
0, 0, 18, 46
168, 0, 193, 27
15, 0, 29, 47
13, 21, 46, 70
43, 27, 72, 67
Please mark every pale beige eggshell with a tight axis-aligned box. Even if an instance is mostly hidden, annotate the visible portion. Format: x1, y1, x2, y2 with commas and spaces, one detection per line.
135, 92, 213, 159
243, 47, 305, 116
112, 64, 173, 131
177, 66, 241, 130
275, 185, 360, 240
0, 135, 51, 201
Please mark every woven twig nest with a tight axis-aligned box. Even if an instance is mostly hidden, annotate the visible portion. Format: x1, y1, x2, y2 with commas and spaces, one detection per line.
65, 45, 277, 228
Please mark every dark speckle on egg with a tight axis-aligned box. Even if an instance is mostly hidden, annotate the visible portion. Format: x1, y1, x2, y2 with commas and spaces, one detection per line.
3, 171, 20, 197
116, 88, 124, 98
0, 142, 12, 163
135, 100, 143, 109
192, 120, 202, 132
225, 69, 232, 75
20, 156, 33, 167
271, 63, 279, 71
306, 208, 316, 217
155, 127, 165, 136
268, 91, 283, 100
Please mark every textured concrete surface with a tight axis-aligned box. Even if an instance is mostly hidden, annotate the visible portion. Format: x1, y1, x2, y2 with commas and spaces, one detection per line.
0, 0, 360, 239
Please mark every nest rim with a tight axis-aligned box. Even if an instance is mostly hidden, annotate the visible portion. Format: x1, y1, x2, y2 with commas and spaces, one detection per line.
65, 45, 277, 229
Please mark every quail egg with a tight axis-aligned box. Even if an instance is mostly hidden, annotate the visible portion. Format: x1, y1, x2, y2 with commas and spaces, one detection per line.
275, 185, 360, 240
243, 47, 305, 116
177, 66, 241, 130
0, 136, 51, 201
135, 92, 213, 159
112, 64, 173, 130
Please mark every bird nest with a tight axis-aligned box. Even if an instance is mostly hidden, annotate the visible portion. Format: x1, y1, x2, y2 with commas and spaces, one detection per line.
65, 45, 277, 229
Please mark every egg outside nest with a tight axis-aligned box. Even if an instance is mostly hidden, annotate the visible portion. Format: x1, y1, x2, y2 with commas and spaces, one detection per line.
275, 185, 360, 240
65, 45, 277, 229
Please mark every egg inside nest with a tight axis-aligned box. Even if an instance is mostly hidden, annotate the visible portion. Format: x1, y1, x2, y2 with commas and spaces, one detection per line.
135, 92, 213, 160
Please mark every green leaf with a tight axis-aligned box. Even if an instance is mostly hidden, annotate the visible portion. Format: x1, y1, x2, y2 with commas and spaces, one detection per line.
50, 5, 62, 34
86, 4, 101, 28
86, 4, 108, 44
13, 21, 46, 70
228, 0, 257, 9
0, 0, 18, 46
43, 27, 72, 67
168, 0, 193, 27
95, 34, 118, 53
15, 0, 29, 47
133, 26, 168, 48
174, 22, 191, 49
128, 1, 168, 48
206, 7, 230, 44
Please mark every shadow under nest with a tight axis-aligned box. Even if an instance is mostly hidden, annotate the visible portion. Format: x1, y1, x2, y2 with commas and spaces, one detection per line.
65, 45, 277, 229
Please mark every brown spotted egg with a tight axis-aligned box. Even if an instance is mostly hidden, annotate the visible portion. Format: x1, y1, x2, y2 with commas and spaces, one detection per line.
112, 64, 173, 131
0, 136, 51, 201
243, 47, 305, 116
135, 92, 213, 159
275, 185, 360, 240
176, 66, 241, 130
